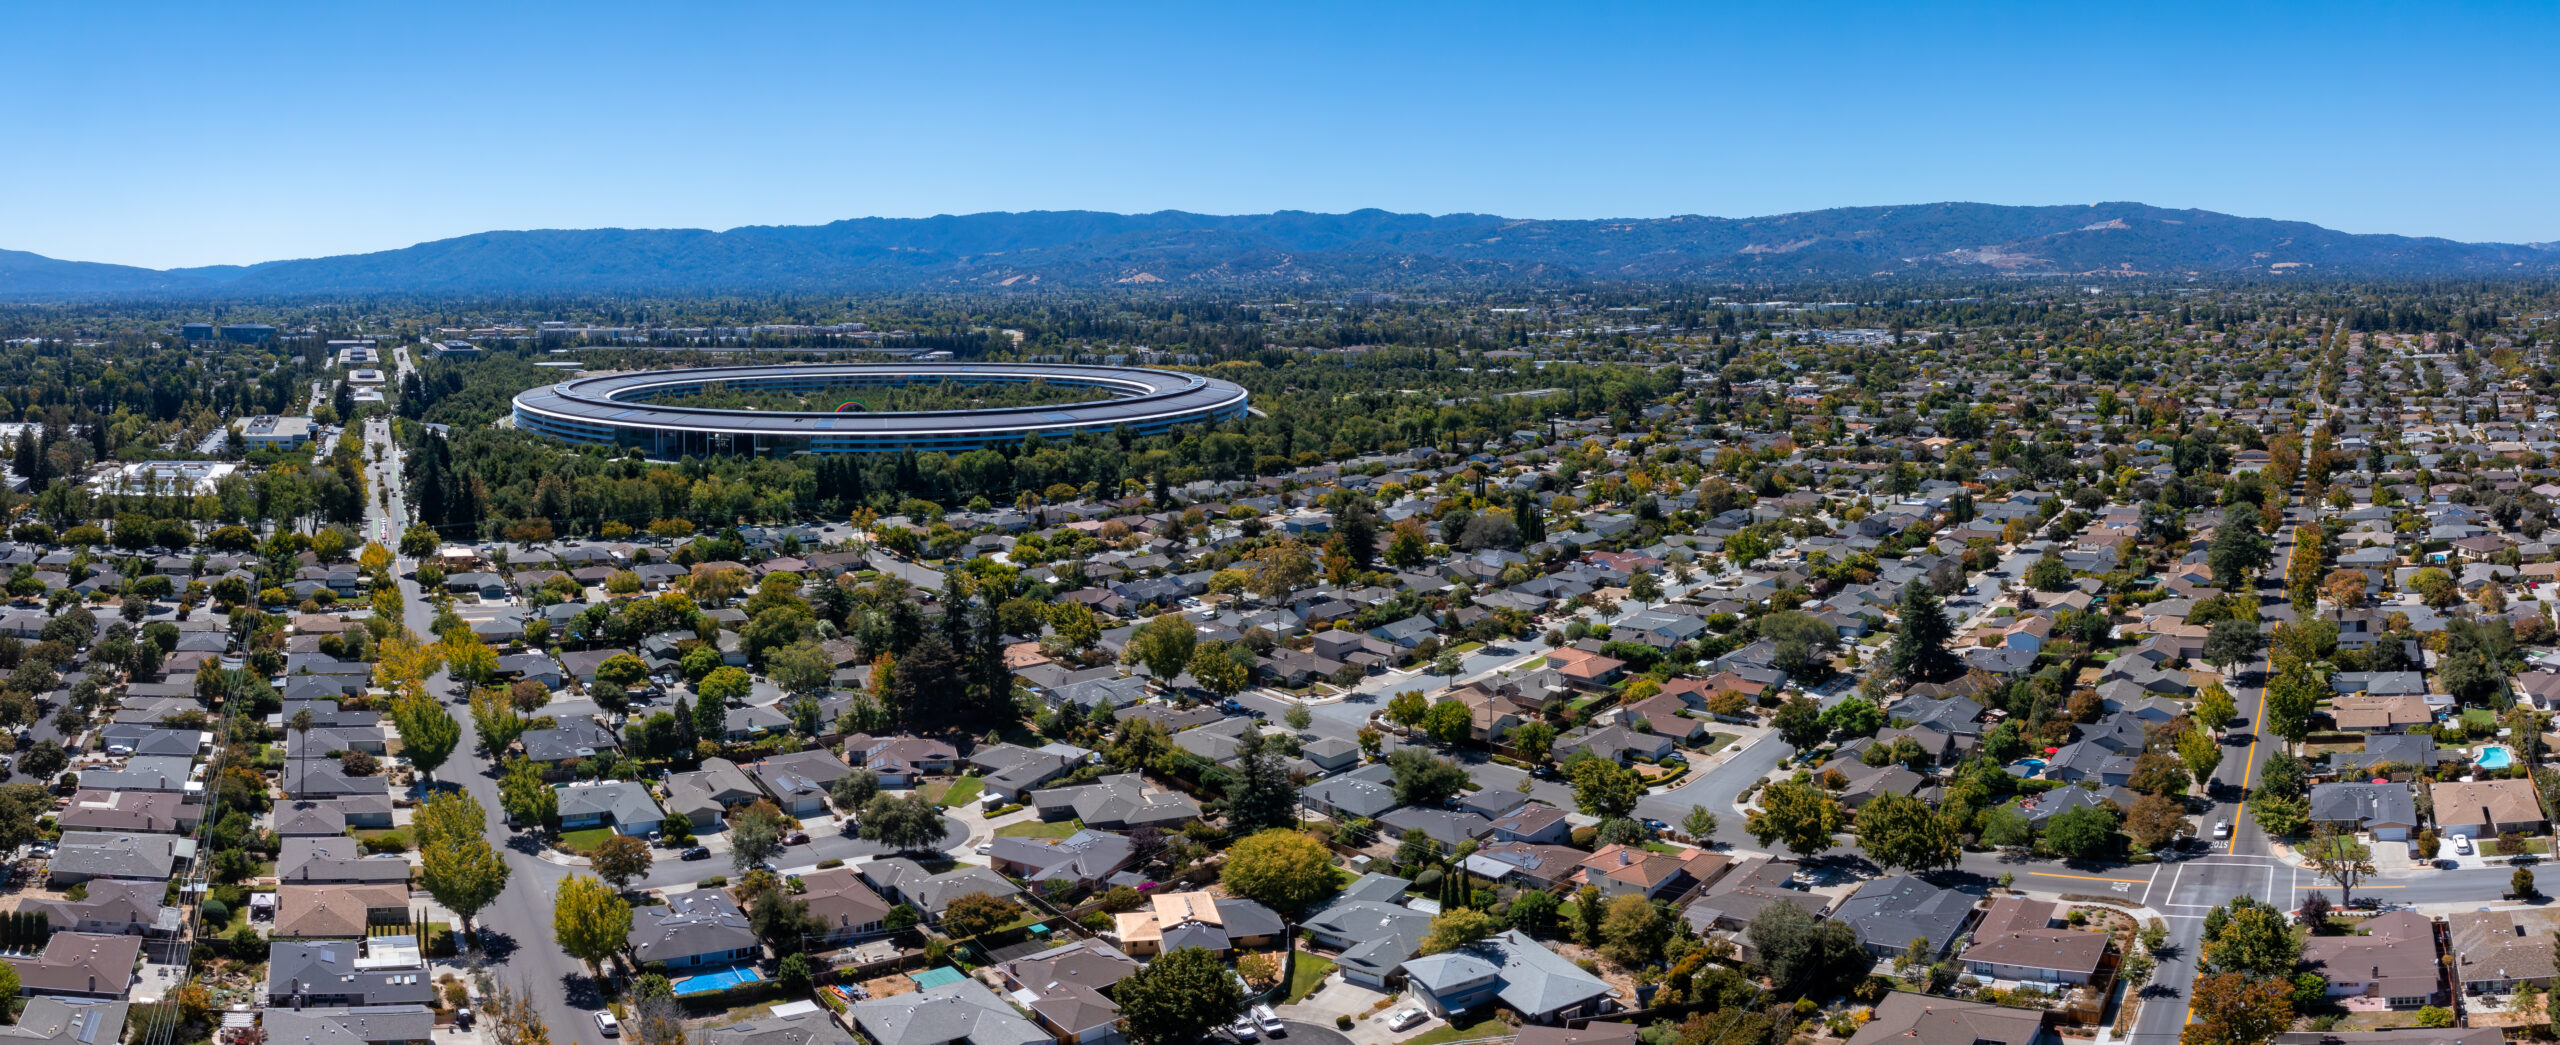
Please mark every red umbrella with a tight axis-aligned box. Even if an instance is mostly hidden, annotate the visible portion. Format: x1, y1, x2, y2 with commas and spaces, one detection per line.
2044, 747, 2060, 755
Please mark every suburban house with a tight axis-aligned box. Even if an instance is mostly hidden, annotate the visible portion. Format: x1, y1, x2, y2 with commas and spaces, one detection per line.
273, 885, 412, 940
2447, 909, 2560, 996
1960, 898, 2115, 985
2299, 909, 2446, 1009
749, 749, 856, 817
846, 980, 1049, 1045
1844, 993, 2056, 1045
46, 833, 184, 886
861, 860, 1023, 924
2431, 778, 2547, 838
554, 780, 665, 836
794, 868, 894, 944
629, 891, 758, 970
1830, 876, 1979, 959
842, 734, 959, 788
17, 879, 178, 937
1110, 891, 1284, 957
662, 758, 764, 829
1029, 774, 1200, 830
997, 940, 1141, 1045
1397, 929, 1616, 1024
1302, 876, 1433, 989
2306, 783, 2422, 841
987, 831, 1136, 890
264, 936, 436, 1008
7, 934, 144, 999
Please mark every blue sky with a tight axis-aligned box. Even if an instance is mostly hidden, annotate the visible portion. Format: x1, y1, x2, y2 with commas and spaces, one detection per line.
6, 1, 2556, 268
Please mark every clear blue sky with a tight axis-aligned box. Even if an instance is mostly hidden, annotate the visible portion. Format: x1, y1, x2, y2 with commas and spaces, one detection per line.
7, 1, 2556, 268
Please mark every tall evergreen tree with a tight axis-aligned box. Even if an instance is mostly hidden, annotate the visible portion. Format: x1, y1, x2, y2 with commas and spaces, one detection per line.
1888, 582, 1960, 683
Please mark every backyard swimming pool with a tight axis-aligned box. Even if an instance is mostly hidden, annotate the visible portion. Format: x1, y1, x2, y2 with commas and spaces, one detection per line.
673, 966, 763, 996
2478, 745, 2514, 770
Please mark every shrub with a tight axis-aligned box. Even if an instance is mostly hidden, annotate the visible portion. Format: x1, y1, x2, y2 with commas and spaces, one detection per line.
200, 898, 230, 926
1337, 1017, 1354, 1030
816, 859, 844, 870
697, 877, 728, 889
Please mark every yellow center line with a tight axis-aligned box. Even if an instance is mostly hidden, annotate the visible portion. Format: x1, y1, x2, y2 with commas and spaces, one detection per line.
2029, 871, 2149, 885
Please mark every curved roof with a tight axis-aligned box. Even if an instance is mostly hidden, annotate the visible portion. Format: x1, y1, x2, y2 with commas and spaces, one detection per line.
512, 362, 1248, 437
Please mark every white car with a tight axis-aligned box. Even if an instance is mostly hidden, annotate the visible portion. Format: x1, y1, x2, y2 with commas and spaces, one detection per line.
1228, 1015, 1260, 1041
595, 1012, 621, 1038
1386, 1008, 1429, 1032
2212, 820, 2231, 840
2455, 835, 2474, 855
973, 842, 993, 856
1254, 1005, 1286, 1037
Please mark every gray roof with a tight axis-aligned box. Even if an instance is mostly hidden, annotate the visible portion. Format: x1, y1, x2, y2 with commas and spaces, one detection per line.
554, 780, 663, 828
704, 1012, 859, 1045
664, 758, 762, 817
260, 1007, 438, 1045
629, 890, 756, 964
277, 837, 411, 885
2308, 782, 2420, 827
750, 749, 853, 802
1299, 763, 1397, 818
1845, 992, 2052, 1045
50, 832, 182, 881
1399, 929, 1613, 1019
861, 859, 1022, 917
77, 756, 195, 792
848, 979, 1049, 1045
986, 830, 1134, 884
1831, 875, 1976, 955
265, 940, 435, 1007
1028, 774, 1200, 829
0, 999, 124, 1045
520, 718, 618, 763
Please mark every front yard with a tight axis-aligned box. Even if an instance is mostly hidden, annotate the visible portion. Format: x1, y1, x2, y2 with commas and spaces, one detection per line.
921, 774, 985, 809
995, 818, 1084, 839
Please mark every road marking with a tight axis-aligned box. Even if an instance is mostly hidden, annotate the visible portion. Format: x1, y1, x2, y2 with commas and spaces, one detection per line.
2030, 871, 2148, 884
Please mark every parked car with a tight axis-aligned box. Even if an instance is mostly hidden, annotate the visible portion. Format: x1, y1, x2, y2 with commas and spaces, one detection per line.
1253, 1005, 1285, 1037
785, 831, 810, 846
1228, 1015, 1260, 1042
1386, 1009, 1428, 1032
595, 1012, 621, 1038
680, 845, 712, 861
2455, 835, 2474, 856
2212, 820, 2231, 840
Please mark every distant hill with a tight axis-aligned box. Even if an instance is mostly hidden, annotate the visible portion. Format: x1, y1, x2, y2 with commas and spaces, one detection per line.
6, 203, 2557, 298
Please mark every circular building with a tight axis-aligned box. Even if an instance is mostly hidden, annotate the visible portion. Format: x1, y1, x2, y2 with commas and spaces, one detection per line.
511, 362, 1250, 456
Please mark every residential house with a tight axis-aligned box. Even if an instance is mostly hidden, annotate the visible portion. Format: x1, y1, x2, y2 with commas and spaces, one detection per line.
2299, 910, 2446, 1009
662, 758, 764, 829
1960, 898, 2114, 985
46, 833, 184, 887
6, 934, 143, 1000
861, 860, 1023, 924
1843, 993, 2055, 1045
1028, 774, 1200, 830
554, 780, 665, 836
1111, 892, 1284, 957
273, 885, 411, 940
795, 868, 894, 944
1397, 929, 1616, 1024
997, 940, 1141, 1045
2431, 778, 2548, 838
2447, 909, 2560, 995
629, 891, 758, 970
846, 980, 1049, 1045
264, 936, 435, 1007
2307, 783, 2421, 841
988, 831, 1136, 889
1830, 876, 1978, 959
1575, 845, 1730, 901
843, 735, 960, 788
16, 880, 177, 937
749, 749, 856, 817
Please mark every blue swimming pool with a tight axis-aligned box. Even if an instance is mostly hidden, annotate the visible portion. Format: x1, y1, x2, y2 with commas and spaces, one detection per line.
673, 966, 763, 996
2478, 745, 2514, 770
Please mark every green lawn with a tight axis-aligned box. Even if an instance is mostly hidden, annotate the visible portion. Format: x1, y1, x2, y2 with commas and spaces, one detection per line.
2464, 708, 2498, 730
2491, 837, 2550, 857
923, 774, 985, 809
558, 827, 618, 854
1520, 657, 1546, 670
1400, 1017, 1512, 1045
996, 818, 1084, 839
1448, 641, 1485, 655
1285, 953, 1336, 1003
1697, 732, 1740, 755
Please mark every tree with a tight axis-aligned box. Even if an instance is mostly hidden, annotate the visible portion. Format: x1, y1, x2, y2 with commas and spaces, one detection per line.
1508, 889, 1561, 936
413, 790, 487, 854
767, 639, 833, 695
1115, 946, 1245, 1045
1887, 582, 1960, 683
2303, 823, 2375, 909
420, 834, 509, 933
1772, 696, 1825, 751
390, 694, 459, 785
1422, 699, 1473, 745
590, 834, 653, 891
1418, 907, 1500, 955
596, 653, 650, 690
829, 770, 880, 813
2124, 792, 2192, 850
1389, 748, 1470, 807
2044, 804, 2119, 859
1570, 757, 1644, 821
697, 666, 752, 705
2409, 567, 2461, 610
730, 800, 788, 870
1510, 720, 1556, 763
2128, 752, 2192, 797
1221, 829, 1338, 914
940, 892, 1019, 939
1977, 804, 2032, 848
1188, 641, 1250, 698
1745, 781, 1842, 858
498, 758, 556, 830
1816, 697, 1884, 739
2250, 794, 2309, 838
2264, 664, 2320, 746
2207, 513, 2274, 590
2179, 728, 2225, 783
2027, 551, 2072, 592
472, 689, 533, 759
1747, 898, 1865, 1002
2197, 683, 2238, 731
2203, 897, 2301, 978
1384, 689, 1429, 729
1855, 792, 1958, 873
1123, 613, 1197, 682
1225, 733, 1297, 831
2203, 619, 2266, 673
855, 792, 945, 852
1598, 893, 1671, 968
2516, 866, 2539, 899
1681, 805, 1719, 843
2182, 972, 2294, 1045
551, 874, 632, 980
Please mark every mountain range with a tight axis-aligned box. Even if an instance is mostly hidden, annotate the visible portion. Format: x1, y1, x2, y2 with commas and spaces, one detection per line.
7, 202, 2557, 298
